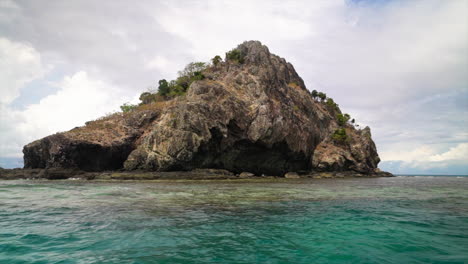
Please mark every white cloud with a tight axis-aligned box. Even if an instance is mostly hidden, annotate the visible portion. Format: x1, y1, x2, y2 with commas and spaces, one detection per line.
380, 145, 436, 163
20, 71, 126, 133
153, 0, 328, 59
145, 55, 181, 79
0, 38, 47, 104
380, 143, 468, 170
0, 71, 131, 158
299, 0, 467, 106
429, 143, 468, 162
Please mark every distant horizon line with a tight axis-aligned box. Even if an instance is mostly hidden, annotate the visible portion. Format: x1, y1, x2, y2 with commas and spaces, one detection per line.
395, 174, 468, 177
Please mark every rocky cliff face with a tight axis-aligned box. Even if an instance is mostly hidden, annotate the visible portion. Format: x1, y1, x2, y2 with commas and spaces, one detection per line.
23, 41, 386, 176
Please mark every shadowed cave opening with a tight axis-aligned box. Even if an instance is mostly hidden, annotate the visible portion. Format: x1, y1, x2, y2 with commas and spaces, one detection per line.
69, 143, 135, 171
23, 134, 136, 171
188, 123, 310, 176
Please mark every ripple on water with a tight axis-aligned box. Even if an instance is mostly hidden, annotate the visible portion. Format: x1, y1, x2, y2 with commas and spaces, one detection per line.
0, 177, 467, 263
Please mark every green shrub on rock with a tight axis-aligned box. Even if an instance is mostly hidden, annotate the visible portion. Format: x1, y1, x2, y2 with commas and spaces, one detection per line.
120, 103, 137, 113
332, 128, 348, 143
318, 92, 326, 102
178, 62, 207, 79
144, 62, 209, 102
226, 49, 245, 64
139, 92, 160, 104
212, 55, 222, 66
157, 79, 170, 96
326, 98, 340, 111
336, 113, 350, 126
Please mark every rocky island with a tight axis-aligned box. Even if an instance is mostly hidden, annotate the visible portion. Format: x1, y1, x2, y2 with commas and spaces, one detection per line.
1, 41, 392, 180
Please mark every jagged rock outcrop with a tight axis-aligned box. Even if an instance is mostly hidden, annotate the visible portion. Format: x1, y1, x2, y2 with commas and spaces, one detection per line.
23, 41, 388, 176
312, 127, 380, 173
23, 109, 160, 171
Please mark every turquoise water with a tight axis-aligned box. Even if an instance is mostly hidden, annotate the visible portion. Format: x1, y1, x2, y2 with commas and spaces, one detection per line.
1, 176, 467, 264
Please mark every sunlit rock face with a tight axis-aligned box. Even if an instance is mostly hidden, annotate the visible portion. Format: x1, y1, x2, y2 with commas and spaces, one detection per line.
23, 41, 382, 176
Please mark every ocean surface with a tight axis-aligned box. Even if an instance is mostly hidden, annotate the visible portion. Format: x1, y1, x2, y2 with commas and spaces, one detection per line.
1, 176, 467, 264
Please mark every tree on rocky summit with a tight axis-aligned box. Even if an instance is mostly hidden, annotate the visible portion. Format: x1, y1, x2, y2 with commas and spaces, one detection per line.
157, 79, 170, 96
311, 90, 318, 100
120, 103, 137, 113
139, 92, 154, 104
318, 92, 326, 102
178, 62, 207, 79
225, 49, 245, 63
212, 55, 222, 66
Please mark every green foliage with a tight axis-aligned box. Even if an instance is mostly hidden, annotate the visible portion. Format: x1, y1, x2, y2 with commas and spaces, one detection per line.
311, 90, 318, 99
172, 62, 207, 93
332, 128, 348, 143
141, 62, 208, 104
226, 49, 245, 63
192, 71, 205, 81
326, 98, 340, 112
178, 62, 207, 79
336, 113, 351, 126
139, 92, 151, 102
167, 82, 186, 97
337, 114, 346, 126
318, 92, 327, 101
173, 76, 190, 92
139, 92, 158, 104
120, 103, 137, 113
157, 79, 170, 96
212, 55, 222, 66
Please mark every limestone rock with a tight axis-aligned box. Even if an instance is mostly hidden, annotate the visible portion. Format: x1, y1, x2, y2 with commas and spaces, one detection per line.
122, 41, 334, 175
23, 110, 160, 171
23, 40, 390, 177
239, 172, 255, 178
312, 126, 380, 173
284, 172, 300, 178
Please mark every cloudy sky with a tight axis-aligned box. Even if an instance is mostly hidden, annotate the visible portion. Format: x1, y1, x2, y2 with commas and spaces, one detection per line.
0, 0, 466, 174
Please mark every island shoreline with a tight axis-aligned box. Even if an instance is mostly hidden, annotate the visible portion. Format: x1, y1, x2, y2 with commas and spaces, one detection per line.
0, 168, 393, 181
